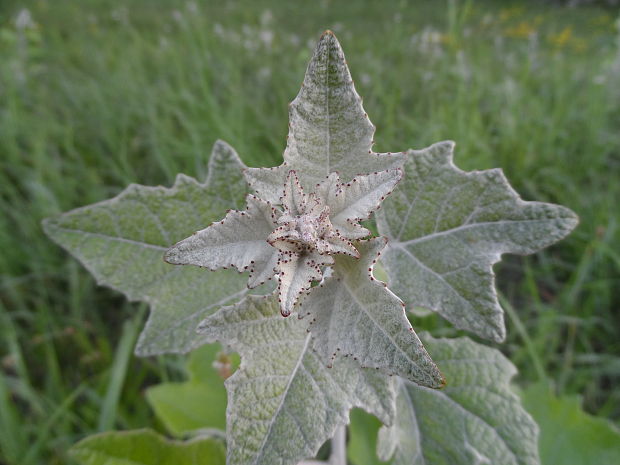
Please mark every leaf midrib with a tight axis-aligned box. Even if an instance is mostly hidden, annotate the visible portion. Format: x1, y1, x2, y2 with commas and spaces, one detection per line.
49, 224, 168, 250
395, 217, 574, 249
250, 333, 312, 465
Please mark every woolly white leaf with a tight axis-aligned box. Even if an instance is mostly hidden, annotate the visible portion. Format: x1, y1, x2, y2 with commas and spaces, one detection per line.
326, 169, 402, 239
377, 334, 540, 465
164, 195, 279, 289
43, 141, 271, 355
245, 31, 405, 203
299, 238, 444, 388
197, 295, 395, 465
376, 141, 578, 342
276, 251, 331, 317
281, 170, 307, 217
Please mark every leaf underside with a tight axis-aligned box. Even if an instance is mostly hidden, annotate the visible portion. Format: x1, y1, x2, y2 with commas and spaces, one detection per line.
198, 295, 395, 465
244, 31, 405, 203
376, 141, 578, 342
43, 141, 272, 356
299, 238, 444, 388
378, 334, 540, 465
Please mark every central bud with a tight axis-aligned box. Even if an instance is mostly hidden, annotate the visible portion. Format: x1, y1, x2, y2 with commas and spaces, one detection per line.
296, 213, 321, 245
292, 205, 331, 249
270, 203, 335, 255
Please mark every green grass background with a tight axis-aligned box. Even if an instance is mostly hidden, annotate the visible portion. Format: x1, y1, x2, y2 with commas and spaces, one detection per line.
1, 0, 619, 463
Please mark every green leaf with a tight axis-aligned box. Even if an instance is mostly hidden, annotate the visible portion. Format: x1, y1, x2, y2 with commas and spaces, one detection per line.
300, 238, 444, 388
378, 334, 539, 465
197, 294, 395, 465
245, 31, 405, 203
43, 140, 271, 356
70, 429, 225, 465
348, 408, 384, 465
146, 343, 230, 435
521, 383, 620, 465
376, 141, 578, 342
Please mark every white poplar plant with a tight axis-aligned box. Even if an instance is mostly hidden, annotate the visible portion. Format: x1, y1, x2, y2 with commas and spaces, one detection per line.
44, 31, 578, 465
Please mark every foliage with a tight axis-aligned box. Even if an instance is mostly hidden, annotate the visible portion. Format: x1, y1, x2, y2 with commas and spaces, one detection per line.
43, 141, 270, 356
378, 334, 539, 465
70, 429, 225, 465
146, 343, 232, 435
2, 1, 619, 464
41, 29, 579, 465
521, 383, 620, 465
376, 141, 577, 342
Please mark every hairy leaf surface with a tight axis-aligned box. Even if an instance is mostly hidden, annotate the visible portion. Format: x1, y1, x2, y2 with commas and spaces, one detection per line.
43, 141, 271, 355
164, 195, 279, 288
245, 31, 404, 203
197, 295, 395, 465
318, 170, 402, 239
300, 238, 443, 388
376, 141, 578, 341
70, 429, 225, 465
378, 334, 540, 465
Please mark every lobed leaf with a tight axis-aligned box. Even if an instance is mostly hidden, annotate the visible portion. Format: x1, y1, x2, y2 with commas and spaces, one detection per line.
275, 250, 330, 317
324, 169, 402, 239
299, 238, 444, 388
43, 141, 271, 355
146, 343, 230, 435
245, 31, 405, 203
69, 429, 225, 465
376, 141, 578, 342
378, 334, 540, 465
164, 195, 279, 288
197, 294, 395, 465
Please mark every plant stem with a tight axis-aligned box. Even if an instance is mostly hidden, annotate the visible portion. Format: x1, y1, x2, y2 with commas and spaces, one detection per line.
329, 425, 347, 465
297, 425, 347, 465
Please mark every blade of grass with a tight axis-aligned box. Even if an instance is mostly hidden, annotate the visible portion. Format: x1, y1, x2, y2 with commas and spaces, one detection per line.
97, 305, 145, 432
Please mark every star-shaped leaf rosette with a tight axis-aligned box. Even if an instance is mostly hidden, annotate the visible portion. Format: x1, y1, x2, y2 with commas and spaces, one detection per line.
163, 30, 445, 387
165, 168, 401, 317
44, 29, 579, 465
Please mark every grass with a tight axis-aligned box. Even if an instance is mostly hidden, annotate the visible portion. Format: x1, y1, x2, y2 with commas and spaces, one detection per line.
1, 0, 619, 463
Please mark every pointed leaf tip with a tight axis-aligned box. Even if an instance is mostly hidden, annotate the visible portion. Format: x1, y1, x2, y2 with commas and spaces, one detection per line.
245, 31, 405, 199
197, 295, 395, 465
378, 334, 539, 465
42, 144, 259, 356
300, 238, 443, 388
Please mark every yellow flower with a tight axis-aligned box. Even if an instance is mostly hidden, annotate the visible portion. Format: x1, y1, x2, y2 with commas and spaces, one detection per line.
549, 26, 573, 48
504, 21, 536, 39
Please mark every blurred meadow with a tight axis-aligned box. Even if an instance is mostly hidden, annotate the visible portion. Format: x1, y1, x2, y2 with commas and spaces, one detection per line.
1, 0, 619, 463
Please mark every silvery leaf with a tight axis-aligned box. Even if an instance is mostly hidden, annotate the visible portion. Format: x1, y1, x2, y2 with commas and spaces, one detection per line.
245, 31, 405, 203
197, 295, 395, 465
378, 334, 540, 465
376, 141, 578, 342
165, 195, 279, 289
325, 169, 402, 239
275, 251, 331, 317
299, 238, 444, 388
43, 141, 270, 355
